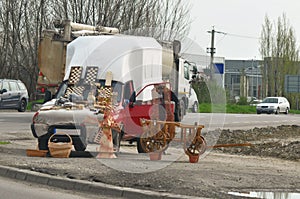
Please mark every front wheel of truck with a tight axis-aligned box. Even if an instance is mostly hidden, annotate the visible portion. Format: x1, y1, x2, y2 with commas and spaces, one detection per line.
112, 129, 123, 152
73, 135, 87, 151
38, 134, 50, 150
73, 141, 86, 151
137, 137, 146, 153
179, 100, 185, 121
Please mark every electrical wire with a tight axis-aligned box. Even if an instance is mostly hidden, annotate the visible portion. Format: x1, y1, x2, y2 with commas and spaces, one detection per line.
225, 32, 260, 40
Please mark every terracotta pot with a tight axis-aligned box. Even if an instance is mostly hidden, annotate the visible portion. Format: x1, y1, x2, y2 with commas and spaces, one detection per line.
188, 154, 200, 163
149, 152, 162, 161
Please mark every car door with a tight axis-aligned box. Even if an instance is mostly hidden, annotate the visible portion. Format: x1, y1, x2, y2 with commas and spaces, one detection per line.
0, 81, 2, 107
8, 81, 21, 108
0, 80, 14, 108
278, 98, 284, 112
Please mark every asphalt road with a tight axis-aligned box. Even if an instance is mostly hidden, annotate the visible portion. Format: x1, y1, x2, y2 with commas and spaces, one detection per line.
0, 111, 299, 198
184, 112, 300, 130
0, 112, 299, 134
0, 111, 34, 133
0, 176, 115, 199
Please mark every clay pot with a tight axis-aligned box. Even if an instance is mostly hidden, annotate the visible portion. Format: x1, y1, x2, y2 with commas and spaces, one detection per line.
188, 154, 200, 163
149, 152, 162, 161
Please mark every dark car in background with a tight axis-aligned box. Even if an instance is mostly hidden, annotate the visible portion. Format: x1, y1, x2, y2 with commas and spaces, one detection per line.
0, 79, 29, 112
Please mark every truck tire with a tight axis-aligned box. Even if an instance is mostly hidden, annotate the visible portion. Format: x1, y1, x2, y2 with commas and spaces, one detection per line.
182, 99, 187, 115
73, 137, 87, 151
191, 102, 198, 113
112, 129, 123, 152
179, 100, 185, 121
38, 134, 50, 150
137, 137, 146, 153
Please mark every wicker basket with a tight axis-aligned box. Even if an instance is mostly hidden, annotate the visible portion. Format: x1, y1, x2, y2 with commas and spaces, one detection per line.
48, 133, 73, 158
26, 149, 48, 157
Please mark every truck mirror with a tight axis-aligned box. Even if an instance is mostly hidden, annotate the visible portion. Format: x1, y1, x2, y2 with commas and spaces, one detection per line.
44, 90, 52, 103
129, 91, 136, 107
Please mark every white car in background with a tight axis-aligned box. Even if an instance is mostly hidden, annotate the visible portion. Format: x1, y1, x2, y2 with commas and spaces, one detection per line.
256, 97, 290, 114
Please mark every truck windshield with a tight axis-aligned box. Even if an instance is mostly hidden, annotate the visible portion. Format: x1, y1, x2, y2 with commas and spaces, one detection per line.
55, 81, 68, 99
54, 80, 123, 103
97, 80, 123, 103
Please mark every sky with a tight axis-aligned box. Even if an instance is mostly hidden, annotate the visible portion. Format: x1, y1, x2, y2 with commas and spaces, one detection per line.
188, 0, 300, 60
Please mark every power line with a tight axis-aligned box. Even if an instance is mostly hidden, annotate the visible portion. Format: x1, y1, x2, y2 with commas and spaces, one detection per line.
206, 27, 260, 80
224, 32, 260, 40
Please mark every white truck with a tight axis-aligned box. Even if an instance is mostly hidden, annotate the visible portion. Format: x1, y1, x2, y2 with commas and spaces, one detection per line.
31, 21, 198, 153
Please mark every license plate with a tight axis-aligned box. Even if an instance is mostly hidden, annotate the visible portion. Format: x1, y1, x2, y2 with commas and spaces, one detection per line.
54, 128, 81, 135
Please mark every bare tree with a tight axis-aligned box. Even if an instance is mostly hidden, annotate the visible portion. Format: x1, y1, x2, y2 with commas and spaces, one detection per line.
48, 0, 191, 41
0, 0, 192, 98
0, 0, 51, 95
122, 0, 191, 41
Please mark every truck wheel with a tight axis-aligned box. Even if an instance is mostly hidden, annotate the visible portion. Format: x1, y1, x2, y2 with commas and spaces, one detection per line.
112, 129, 123, 152
38, 134, 50, 150
18, 99, 27, 112
183, 99, 187, 115
137, 137, 146, 153
73, 136, 87, 151
179, 100, 185, 121
191, 102, 198, 113
74, 140, 87, 151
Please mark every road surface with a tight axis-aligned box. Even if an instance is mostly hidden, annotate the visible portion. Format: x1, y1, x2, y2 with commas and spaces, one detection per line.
0, 112, 299, 134
0, 176, 118, 199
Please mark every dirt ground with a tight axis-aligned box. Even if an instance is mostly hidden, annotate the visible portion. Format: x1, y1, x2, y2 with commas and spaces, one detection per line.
207, 125, 300, 161
0, 125, 299, 198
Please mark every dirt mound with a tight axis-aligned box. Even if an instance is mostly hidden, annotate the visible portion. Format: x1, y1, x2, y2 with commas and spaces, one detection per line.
206, 125, 300, 160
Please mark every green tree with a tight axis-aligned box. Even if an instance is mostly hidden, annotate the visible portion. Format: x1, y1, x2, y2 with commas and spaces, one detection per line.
260, 13, 300, 108
191, 77, 226, 113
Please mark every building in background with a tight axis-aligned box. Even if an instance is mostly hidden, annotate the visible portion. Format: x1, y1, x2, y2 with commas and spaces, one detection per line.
225, 59, 262, 102
181, 38, 225, 88
179, 39, 263, 102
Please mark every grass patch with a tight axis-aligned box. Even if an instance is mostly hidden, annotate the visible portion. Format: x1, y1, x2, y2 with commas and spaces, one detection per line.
199, 103, 300, 114
226, 104, 257, 114
290, 109, 300, 114
199, 103, 225, 113
0, 141, 10, 145
199, 103, 257, 113
27, 99, 44, 110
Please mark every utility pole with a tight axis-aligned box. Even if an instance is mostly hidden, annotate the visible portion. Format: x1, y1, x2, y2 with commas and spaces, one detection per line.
207, 27, 226, 80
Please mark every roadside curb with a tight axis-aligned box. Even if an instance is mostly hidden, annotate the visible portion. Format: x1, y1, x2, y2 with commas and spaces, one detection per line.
0, 165, 208, 199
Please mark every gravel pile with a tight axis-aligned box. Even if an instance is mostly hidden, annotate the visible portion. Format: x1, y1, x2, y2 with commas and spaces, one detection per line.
207, 125, 300, 160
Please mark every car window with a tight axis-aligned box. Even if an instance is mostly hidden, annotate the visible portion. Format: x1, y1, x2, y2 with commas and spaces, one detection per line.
17, 82, 27, 90
262, 98, 278, 103
2, 81, 10, 91
0, 81, 2, 90
9, 82, 19, 91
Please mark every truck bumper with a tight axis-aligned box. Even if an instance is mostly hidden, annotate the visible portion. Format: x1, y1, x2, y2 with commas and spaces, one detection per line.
31, 108, 103, 140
